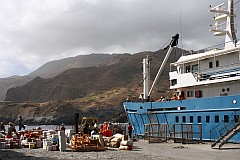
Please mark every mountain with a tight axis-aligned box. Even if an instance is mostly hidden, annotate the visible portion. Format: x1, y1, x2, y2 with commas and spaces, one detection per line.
6, 48, 183, 103
2, 48, 184, 124
29, 53, 129, 78
0, 76, 34, 101
0, 53, 130, 101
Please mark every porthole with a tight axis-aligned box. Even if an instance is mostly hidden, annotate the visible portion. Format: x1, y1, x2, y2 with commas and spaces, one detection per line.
140, 106, 143, 110
233, 99, 237, 104
222, 88, 225, 92
227, 88, 230, 92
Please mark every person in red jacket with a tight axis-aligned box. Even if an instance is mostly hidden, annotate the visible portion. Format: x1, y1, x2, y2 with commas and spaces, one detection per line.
128, 123, 133, 139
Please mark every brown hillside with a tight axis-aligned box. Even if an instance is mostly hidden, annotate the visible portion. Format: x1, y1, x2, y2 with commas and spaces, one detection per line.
0, 53, 131, 101
2, 48, 184, 124
5, 48, 183, 103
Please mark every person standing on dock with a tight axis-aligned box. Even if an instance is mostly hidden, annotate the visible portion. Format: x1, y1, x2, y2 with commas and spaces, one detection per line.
128, 123, 133, 139
18, 116, 25, 131
7, 122, 16, 137
0, 122, 5, 132
60, 123, 66, 131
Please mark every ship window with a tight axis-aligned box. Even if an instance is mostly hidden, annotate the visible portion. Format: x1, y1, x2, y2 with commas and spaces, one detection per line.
187, 91, 194, 97
215, 115, 219, 123
206, 116, 210, 123
182, 116, 186, 123
195, 90, 202, 98
198, 116, 201, 123
234, 115, 239, 123
192, 64, 198, 73
209, 62, 213, 68
185, 65, 190, 73
216, 60, 219, 67
175, 116, 179, 123
140, 106, 143, 110
190, 116, 193, 123
224, 115, 229, 123
171, 79, 177, 86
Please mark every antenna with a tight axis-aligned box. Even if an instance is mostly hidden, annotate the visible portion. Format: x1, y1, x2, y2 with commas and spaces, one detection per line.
180, 9, 184, 56
209, 0, 237, 49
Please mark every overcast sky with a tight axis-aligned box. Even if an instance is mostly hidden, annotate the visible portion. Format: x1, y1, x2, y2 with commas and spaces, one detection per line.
0, 0, 239, 78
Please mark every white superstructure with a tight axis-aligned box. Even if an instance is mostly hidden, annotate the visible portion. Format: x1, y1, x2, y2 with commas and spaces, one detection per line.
169, 0, 240, 99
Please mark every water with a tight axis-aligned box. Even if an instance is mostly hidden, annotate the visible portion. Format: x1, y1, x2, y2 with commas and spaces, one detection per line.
4, 125, 74, 132
23, 125, 74, 131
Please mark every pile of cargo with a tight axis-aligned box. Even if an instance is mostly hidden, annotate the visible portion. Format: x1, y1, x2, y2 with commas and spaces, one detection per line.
0, 129, 43, 149
42, 130, 58, 151
70, 134, 105, 151
69, 133, 133, 151
105, 133, 133, 150
20, 130, 43, 149
0, 128, 72, 151
119, 140, 133, 150
0, 137, 21, 149
0, 122, 134, 152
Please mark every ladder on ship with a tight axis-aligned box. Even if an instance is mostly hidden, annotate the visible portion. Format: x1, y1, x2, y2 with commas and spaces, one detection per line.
210, 112, 240, 149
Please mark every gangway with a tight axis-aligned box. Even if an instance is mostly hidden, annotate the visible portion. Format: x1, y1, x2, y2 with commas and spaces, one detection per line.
210, 111, 240, 149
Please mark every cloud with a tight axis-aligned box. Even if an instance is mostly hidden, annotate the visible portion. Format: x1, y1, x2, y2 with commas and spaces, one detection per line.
0, 0, 238, 77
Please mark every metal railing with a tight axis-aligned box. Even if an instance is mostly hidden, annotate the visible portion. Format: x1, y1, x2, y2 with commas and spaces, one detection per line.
181, 39, 240, 57
194, 62, 240, 81
173, 123, 202, 144
144, 123, 169, 143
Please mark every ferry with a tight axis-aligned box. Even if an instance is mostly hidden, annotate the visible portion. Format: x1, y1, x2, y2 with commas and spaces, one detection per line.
123, 0, 240, 147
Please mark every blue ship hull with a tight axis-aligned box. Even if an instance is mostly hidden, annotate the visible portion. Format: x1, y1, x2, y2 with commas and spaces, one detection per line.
123, 94, 240, 142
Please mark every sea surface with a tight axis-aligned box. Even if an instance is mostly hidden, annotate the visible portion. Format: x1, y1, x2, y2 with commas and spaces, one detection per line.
25, 125, 74, 131
4, 125, 75, 132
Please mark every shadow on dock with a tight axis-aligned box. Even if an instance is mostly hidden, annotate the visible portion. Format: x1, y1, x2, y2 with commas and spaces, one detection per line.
0, 149, 54, 160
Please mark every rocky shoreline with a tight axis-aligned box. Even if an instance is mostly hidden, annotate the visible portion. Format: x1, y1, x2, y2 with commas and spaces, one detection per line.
0, 100, 126, 126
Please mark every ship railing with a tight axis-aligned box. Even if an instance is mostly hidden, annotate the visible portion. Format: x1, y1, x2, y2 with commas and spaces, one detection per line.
181, 37, 240, 56
181, 44, 224, 56
210, 22, 227, 31
210, 111, 240, 142
194, 62, 240, 81
181, 37, 240, 57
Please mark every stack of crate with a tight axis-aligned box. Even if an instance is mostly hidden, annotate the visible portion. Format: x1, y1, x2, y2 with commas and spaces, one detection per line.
70, 134, 104, 151
4, 138, 21, 149
0, 138, 6, 149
